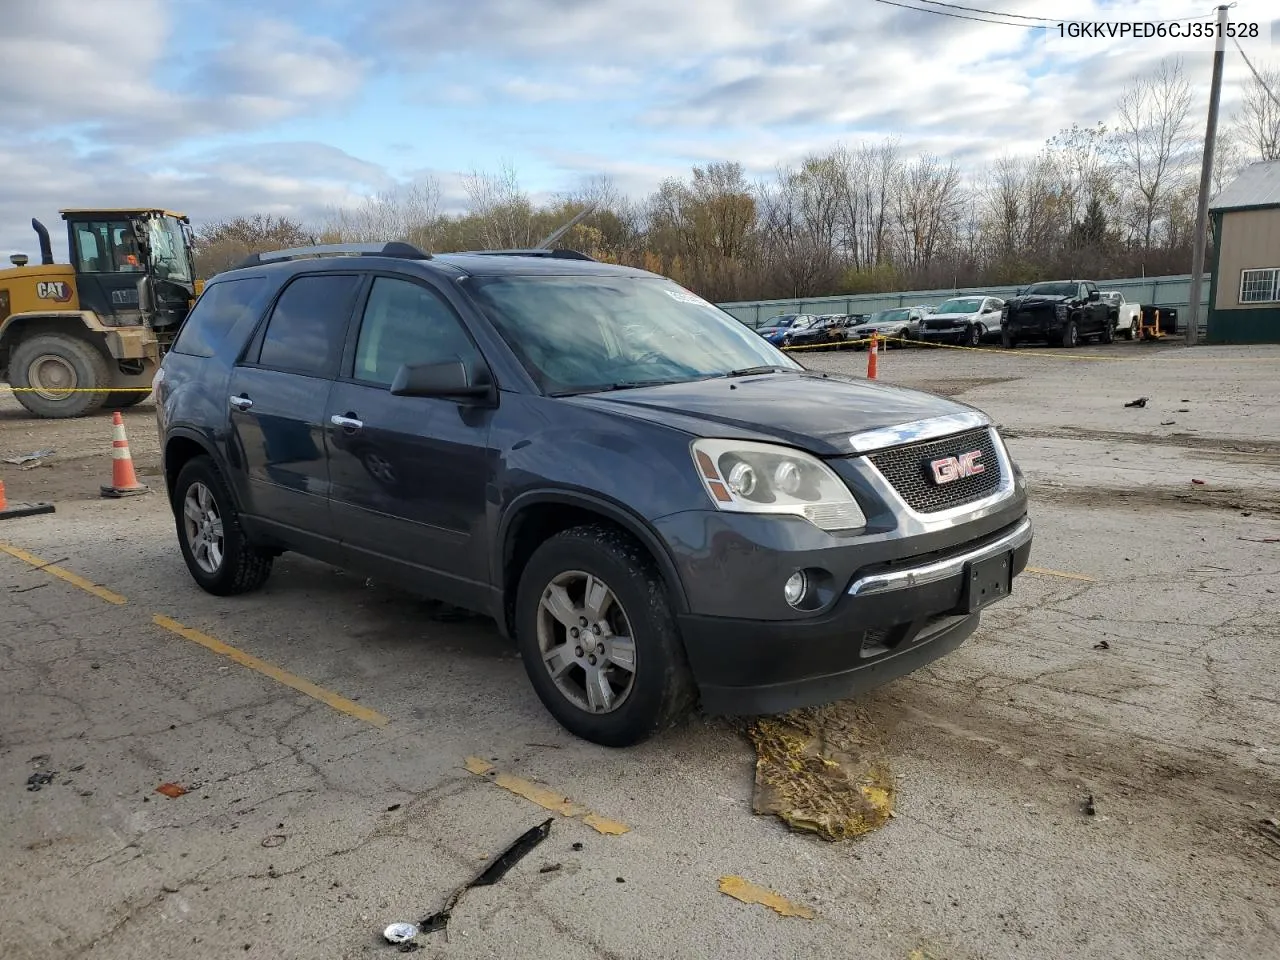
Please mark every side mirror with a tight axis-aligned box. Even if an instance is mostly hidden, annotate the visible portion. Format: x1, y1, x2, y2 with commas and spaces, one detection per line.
390, 358, 493, 400
1088, 289, 1100, 301
982, 305, 994, 314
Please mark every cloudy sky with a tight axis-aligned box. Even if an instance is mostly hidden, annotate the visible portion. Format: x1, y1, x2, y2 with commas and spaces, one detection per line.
2, 0, 1277, 256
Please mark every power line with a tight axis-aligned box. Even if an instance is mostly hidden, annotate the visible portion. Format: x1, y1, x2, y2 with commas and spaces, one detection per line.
869, 0, 1039, 28
884, 0, 1215, 27
1232, 36, 1280, 110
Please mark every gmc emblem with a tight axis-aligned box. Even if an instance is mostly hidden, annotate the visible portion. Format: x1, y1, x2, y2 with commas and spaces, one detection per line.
929, 450, 984, 485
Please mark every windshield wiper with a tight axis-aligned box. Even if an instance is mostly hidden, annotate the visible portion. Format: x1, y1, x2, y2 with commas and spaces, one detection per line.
550, 379, 689, 397
717, 365, 790, 378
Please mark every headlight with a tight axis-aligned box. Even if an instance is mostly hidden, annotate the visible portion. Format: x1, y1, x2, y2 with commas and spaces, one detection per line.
1055, 304, 1069, 319
690, 438, 866, 532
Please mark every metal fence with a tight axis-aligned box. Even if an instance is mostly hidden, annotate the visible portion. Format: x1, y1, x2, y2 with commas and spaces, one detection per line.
717, 274, 1208, 335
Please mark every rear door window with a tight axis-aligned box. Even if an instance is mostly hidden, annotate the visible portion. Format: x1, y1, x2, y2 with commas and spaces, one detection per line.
170, 277, 269, 357
251, 274, 362, 378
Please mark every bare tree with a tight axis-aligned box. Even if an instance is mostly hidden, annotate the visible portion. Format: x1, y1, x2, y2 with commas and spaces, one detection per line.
1114, 57, 1196, 251
1228, 62, 1280, 162
322, 177, 442, 247
894, 153, 965, 272
464, 161, 536, 249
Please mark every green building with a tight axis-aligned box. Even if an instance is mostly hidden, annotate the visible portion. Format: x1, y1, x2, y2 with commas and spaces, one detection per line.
1208, 159, 1280, 344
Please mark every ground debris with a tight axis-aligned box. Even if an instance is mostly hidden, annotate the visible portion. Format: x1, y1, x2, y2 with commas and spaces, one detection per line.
26, 771, 56, 792
1093, 640, 1111, 650
717, 876, 816, 919
3, 449, 54, 465
1124, 397, 1149, 408
419, 817, 553, 935
746, 704, 894, 841
538, 863, 562, 874
155, 782, 189, 799
1083, 794, 1097, 817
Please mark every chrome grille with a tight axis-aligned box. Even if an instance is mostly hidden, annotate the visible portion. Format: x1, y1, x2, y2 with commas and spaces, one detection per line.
867, 427, 1002, 513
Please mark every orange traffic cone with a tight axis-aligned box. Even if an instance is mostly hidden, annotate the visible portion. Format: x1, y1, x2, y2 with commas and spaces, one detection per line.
101, 411, 149, 498
867, 332, 879, 380
0, 478, 55, 520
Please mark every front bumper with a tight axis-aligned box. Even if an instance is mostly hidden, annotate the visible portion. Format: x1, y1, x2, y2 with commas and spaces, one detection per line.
676, 514, 1033, 715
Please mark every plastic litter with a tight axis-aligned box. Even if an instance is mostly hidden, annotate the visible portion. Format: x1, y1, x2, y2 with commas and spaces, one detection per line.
419, 818, 553, 935
383, 923, 419, 944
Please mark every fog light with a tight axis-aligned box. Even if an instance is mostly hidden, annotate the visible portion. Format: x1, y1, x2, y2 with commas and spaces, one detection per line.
784, 571, 809, 607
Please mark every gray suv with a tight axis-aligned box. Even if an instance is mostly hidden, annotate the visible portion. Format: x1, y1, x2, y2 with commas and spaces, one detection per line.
154, 243, 1032, 746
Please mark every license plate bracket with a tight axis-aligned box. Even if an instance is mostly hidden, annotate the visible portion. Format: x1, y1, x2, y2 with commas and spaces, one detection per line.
964, 552, 1013, 613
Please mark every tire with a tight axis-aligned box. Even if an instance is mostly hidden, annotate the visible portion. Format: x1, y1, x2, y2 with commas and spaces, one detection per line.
514, 524, 696, 747
1061, 319, 1079, 348
1100, 320, 1114, 344
966, 324, 984, 347
1001, 328, 1016, 349
8, 333, 111, 418
172, 455, 273, 596
1124, 319, 1137, 341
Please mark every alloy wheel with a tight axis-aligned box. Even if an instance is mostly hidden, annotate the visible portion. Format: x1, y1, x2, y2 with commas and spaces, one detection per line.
536, 570, 637, 714
183, 481, 225, 574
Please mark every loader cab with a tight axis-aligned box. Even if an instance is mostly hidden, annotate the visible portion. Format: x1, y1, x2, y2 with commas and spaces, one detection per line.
61, 208, 197, 332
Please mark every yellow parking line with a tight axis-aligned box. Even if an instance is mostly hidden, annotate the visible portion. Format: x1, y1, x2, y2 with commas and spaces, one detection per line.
718, 876, 816, 919
0, 542, 128, 605
464, 756, 630, 835
152, 614, 390, 728
1026, 565, 1097, 583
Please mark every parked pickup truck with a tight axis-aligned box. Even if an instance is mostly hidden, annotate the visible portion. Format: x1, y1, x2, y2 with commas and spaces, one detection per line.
1100, 291, 1142, 341
1001, 280, 1112, 348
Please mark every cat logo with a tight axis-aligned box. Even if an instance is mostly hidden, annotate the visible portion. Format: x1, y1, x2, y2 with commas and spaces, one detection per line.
36, 281, 72, 303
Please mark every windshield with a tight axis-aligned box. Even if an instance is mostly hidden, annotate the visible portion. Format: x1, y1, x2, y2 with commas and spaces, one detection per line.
869, 308, 910, 323
145, 216, 193, 283
765, 314, 799, 328
936, 298, 984, 314
464, 275, 802, 394
1025, 282, 1077, 297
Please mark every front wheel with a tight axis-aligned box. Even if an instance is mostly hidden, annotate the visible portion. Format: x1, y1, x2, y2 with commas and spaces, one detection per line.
1001, 328, 1016, 349
515, 524, 695, 747
967, 324, 984, 347
173, 455, 274, 596
1061, 319, 1079, 348
8, 333, 111, 418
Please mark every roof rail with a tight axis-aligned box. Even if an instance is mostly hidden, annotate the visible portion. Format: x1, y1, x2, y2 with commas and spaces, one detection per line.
453, 248, 598, 262
234, 241, 431, 270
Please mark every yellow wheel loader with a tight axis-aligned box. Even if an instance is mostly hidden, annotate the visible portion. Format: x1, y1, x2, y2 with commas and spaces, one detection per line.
0, 209, 201, 418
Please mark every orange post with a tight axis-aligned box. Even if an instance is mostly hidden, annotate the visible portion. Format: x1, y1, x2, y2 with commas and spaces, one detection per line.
867, 332, 879, 379
101, 411, 149, 498
0, 478, 55, 520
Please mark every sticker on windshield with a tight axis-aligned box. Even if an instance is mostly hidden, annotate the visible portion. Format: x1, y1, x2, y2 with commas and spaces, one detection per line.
665, 288, 709, 305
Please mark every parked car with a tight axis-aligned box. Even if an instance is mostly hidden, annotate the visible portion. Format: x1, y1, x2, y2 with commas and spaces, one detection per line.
154, 243, 1032, 747
756, 313, 819, 346
851, 306, 927, 348
1100, 291, 1142, 340
1000, 280, 1112, 348
785, 314, 848, 349
921, 295, 1004, 347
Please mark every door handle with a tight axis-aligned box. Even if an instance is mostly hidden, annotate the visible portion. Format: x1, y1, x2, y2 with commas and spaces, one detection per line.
229, 394, 253, 411
330, 414, 363, 431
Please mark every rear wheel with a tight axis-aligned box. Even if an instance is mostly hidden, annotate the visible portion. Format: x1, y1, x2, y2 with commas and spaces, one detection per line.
8, 333, 110, 418
515, 524, 695, 747
1100, 320, 1114, 344
1124, 319, 1137, 341
173, 455, 273, 596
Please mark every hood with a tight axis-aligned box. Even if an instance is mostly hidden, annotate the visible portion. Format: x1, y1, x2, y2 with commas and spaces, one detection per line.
927, 311, 979, 322
857, 318, 911, 330
565, 370, 974, 457
1008, 294, 1069, 306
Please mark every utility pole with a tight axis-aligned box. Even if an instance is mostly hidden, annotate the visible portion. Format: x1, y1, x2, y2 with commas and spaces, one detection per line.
1185, 4, 1230, 345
